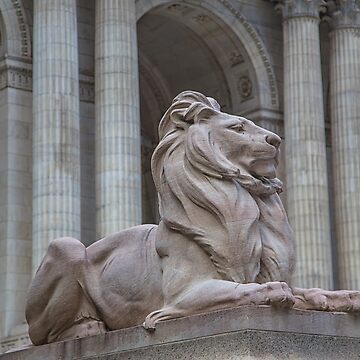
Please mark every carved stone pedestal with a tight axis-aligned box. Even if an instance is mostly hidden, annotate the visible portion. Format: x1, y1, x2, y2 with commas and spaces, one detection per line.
2, 306, 360, 360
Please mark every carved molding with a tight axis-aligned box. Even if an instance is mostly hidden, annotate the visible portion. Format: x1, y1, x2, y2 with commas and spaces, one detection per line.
217, 0, 279, 107
0, 62, 95, 101
229, 51, 244, 67
326, 0, 360, 30
0, 64, 32, 91
10, 0, 31, 57
275, 0, 326, 21
237, 74, 253, 101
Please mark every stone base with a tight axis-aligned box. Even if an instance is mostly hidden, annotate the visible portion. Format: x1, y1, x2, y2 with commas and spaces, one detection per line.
1, 306, 360, 359
0, 323, 30, 354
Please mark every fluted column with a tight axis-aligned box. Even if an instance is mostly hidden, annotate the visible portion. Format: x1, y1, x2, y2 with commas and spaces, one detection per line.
32, 0, 80, 272
95, 0, 142, 238
279, 0, 333, 288
328, 0, 360, 290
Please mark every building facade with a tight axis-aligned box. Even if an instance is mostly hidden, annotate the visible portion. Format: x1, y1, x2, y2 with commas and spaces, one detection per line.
0, 0, 359, 352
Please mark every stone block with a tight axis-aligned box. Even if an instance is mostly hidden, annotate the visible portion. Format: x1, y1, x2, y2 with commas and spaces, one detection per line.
1, 306, 360, 359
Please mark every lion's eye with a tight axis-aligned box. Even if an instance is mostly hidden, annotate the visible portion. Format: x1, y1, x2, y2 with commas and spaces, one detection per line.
229, 124, 244, 132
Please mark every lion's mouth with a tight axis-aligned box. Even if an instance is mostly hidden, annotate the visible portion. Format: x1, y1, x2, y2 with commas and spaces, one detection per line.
249, 151, 279, 167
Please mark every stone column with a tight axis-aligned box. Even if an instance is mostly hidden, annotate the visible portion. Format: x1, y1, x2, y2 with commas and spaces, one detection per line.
0, 60, 32, 341
32, 0, 80, 272
95, 0, 142, 238
279, 0, 333, 289
328, 0, 360, 290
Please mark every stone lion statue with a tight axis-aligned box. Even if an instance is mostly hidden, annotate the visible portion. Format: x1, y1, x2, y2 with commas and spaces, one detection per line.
26, 91, 360, 346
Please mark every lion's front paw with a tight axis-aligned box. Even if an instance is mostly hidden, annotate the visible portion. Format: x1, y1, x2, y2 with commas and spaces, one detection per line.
294, 288, 330, 311
347, 291, 360, 313
293, 288, 360, 313
264, 281, 295, 308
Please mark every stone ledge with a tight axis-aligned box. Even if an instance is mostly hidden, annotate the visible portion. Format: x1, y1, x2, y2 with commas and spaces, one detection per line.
0, 323, 30, 354
1, 306, 360, 359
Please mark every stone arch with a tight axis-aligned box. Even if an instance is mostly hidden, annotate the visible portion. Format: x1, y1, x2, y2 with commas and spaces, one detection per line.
135, 0, 280, 111
0, 0, 31, 57
136, 0, 283, 223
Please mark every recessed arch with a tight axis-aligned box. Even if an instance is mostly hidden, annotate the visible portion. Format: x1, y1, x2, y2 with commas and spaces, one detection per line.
135, 0, 280, 111
136, 0, 282, 223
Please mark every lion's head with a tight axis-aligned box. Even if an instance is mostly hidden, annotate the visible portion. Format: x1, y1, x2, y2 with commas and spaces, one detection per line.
152, 91, 283, 195
151, 91, 295, 285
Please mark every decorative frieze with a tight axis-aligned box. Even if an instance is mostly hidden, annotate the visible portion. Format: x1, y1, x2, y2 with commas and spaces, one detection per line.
0, 66, 32, 91
0, 64, 94, 102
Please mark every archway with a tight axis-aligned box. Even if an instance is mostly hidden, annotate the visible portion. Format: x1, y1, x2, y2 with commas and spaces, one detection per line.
0, 0, 32, 58
137, 1, 279, 223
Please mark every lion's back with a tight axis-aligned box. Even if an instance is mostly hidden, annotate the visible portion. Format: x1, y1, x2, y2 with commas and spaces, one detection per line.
86, 224, 164, 329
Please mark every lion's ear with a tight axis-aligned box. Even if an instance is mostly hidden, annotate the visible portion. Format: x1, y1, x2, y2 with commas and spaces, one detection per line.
158, 101, 193, 138
193, 108, 216, 124
184, 103, 217, 125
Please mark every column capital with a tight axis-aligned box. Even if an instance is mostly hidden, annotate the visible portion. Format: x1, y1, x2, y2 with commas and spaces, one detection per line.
326, 0, 360, 30
275, 0, 326, 21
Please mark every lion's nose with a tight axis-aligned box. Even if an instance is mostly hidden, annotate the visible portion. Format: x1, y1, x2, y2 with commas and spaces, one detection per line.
265, 133, 281, 148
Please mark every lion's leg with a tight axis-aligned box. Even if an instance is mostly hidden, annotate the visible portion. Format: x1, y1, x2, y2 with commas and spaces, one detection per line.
26, 237, 106, 345
293, 287, 360, 313
144, 280, 295, 330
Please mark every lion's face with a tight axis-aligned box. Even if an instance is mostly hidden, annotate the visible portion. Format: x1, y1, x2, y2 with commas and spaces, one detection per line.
207, 112, 281, 179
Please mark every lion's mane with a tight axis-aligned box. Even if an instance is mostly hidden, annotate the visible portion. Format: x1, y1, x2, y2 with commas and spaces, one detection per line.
151, 91, 295, 284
